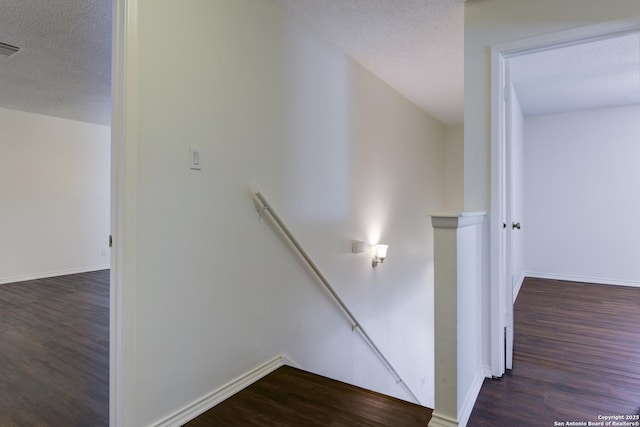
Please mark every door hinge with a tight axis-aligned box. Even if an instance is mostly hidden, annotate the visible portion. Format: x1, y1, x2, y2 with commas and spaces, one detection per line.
504, 326, 507, 364
109, 235, 113, 248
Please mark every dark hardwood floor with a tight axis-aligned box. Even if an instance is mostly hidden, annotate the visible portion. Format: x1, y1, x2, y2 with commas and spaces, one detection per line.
9, 272, 633, 426
187, 277, 640, 426
0, 270, 109, 427
184, 365, 432, 427
469, 277, 640, 426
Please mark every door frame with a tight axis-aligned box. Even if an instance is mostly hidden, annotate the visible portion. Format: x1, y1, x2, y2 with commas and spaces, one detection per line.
489, 14, 640, 378
111, 0, 139, 425
503, 61, 514, 371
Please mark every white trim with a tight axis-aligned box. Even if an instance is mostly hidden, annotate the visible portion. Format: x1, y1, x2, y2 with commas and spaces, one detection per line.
525, 272, 640, 289
482, 365, 492, 378
512, 272, 525, 303
152, 355, 295, 427
494, 15, 640, 58
111, 0, 139, 426
430, 212, 486, 229
489, 13, 640, 380
428, 411, 459, 427
457, 369, 485, 427
0, 265, 110, 285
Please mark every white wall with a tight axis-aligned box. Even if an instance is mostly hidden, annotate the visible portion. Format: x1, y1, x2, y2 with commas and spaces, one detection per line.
444, 125, 464, 212
524, 105, 640, 287
0, 108, 110, 283
123, 1, 446, 424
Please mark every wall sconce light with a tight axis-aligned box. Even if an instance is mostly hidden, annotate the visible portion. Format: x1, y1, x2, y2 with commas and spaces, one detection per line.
372, 244, 389, 268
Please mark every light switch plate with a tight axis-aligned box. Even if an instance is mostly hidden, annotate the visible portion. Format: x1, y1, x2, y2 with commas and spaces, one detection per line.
190, 147, 201, 170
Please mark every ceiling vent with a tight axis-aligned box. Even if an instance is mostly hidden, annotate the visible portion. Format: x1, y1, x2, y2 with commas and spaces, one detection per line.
0, 42, 20, 59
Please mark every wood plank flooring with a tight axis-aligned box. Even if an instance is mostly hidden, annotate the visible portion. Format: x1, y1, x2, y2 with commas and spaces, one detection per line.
7, 272, 634, 426
469, 277, 640, 426
184, 365, 432, 427
0, 270, 110, 427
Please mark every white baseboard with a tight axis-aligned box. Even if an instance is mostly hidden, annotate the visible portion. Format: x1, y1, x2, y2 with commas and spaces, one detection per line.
0, 264, 110, 285
457, 369, 485, 427
152, 354, 294, 427
428, 411, 459, 427
482, 365, 492, 378
525, 272, 640, 289
513, 272, 525, 303
428, 367, 484, 427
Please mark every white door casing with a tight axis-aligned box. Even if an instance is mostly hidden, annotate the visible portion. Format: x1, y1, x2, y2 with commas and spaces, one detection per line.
111, 0, 139, 425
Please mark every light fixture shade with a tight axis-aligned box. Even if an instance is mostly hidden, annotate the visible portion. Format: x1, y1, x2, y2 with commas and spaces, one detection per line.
375, 244, 389, 259
372, 244, 389, 267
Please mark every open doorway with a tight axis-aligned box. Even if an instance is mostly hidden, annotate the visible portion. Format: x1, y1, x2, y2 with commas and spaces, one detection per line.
0, 1, 112, 425
509, 33, 640, 287
490, 17, 640, 377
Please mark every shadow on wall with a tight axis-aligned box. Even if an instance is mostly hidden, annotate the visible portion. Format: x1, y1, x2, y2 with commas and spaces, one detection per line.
283, 19, 352, 223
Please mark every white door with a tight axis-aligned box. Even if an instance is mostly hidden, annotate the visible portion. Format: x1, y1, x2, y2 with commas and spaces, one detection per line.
503, 62, 515, 370
490, 46, 528, 377
504, 61, 526, 371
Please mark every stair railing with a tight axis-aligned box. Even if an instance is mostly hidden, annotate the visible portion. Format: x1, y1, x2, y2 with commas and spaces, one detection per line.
251, 191, 421, 405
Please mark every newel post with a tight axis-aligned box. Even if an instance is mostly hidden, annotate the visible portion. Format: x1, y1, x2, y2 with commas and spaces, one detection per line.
429, 212, 486, 427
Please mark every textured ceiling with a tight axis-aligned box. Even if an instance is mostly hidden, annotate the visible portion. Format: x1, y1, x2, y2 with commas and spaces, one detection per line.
272, 0, 465, 125
0, 0, 111, 126
0, 0, 463, 128
510, 33, 640, 116
2, 2, 636, 128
